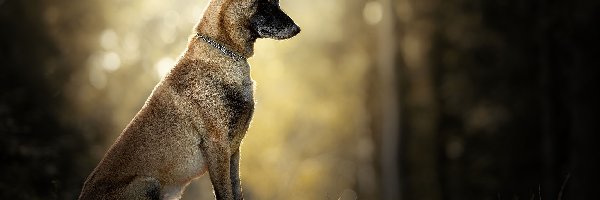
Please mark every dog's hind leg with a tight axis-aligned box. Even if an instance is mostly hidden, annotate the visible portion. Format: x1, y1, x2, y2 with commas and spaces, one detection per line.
122, 176, 162, 200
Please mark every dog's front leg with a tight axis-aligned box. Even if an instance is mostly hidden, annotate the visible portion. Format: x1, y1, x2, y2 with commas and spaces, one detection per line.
230, 149, 243, 200
200, 136, 234, 200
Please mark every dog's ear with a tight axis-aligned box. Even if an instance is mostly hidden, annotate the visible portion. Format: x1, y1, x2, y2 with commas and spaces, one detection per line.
250, 0, 300, 40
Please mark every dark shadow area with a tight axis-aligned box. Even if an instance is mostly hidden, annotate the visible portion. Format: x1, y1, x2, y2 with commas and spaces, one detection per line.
0, 0, 103, 199
393, 1, 600, 199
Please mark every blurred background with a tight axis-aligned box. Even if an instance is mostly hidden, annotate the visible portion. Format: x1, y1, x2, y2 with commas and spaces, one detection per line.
1, 0, 599, 199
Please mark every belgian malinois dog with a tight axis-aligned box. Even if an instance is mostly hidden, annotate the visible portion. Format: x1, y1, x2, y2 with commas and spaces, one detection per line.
78, 0, 300, 199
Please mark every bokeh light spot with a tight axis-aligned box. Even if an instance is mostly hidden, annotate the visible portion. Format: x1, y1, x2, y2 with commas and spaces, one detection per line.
89, 66, 107, 90
363, 1, 383, 25
159, 11, 180, 44
102, 52, 121, 72
100, 29, 119, 50
155, 57, 175, 78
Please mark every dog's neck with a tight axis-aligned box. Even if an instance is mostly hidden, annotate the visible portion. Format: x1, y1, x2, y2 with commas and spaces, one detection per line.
196, 33, 246, 62
195, 1, 257, 59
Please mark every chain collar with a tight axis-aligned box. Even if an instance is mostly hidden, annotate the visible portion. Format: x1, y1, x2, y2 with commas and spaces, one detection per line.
196, 33, 245, 61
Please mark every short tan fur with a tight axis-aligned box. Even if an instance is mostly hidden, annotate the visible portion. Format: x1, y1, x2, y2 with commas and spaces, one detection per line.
78, 0, 299, 199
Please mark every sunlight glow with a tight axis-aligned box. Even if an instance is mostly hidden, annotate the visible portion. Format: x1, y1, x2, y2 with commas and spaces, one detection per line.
363, 1, 383, 25
100, 29, 119, 50
155, 57, 175, 78
88, 66, 107, 90
102, 52, 121, 72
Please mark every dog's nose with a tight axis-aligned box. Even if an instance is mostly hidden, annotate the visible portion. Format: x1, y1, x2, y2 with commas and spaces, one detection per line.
291, 24, 301, 35
276, 24, 301, 40
286, 24, 300, 38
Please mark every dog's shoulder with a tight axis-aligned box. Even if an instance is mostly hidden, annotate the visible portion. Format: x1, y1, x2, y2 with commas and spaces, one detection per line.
165, 58, 216, 94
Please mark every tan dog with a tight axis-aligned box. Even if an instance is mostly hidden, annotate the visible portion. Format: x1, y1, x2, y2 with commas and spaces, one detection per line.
78, 0, 300, 199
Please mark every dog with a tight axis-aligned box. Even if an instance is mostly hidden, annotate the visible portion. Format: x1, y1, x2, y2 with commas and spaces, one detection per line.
78, 0, 300, 199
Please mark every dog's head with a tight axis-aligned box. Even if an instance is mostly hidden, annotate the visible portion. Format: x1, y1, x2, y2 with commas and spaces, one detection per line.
249, 0, 300, 40
198, 0, 300, 56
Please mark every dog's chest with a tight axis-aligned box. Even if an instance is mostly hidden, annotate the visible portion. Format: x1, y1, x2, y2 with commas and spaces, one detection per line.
222, 83, 252, 108
222, 79, 254, 130
219, 64, 255, 137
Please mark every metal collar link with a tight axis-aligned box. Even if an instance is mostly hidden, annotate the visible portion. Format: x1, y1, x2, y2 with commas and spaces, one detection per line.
196, 33, 246, 61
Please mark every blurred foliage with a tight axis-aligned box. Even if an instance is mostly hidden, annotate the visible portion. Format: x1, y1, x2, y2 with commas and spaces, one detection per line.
1, 0, 599, 200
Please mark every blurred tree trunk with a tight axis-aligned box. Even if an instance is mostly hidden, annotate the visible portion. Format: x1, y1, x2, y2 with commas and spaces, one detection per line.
557, 1, 600, 199
375, 0, 402, 199
538, 0, 570, 198
393, 0, 442, 199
